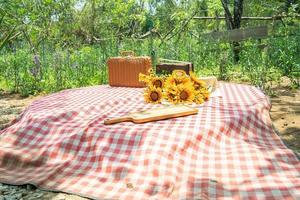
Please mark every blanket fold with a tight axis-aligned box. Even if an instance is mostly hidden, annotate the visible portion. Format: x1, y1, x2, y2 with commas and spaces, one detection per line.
0, 83, 299, 200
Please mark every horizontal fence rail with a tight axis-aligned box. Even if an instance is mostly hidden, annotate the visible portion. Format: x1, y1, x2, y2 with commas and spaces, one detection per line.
193, 15, 300, 20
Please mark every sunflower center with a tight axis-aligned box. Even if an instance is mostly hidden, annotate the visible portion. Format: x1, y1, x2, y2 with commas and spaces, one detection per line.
150, 91, 159, 101
180, 91, 189, 100
153, 80, 162, 88
175, 79, 181, 85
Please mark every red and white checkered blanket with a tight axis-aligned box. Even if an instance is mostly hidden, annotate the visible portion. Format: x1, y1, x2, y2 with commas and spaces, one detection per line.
0, 83, 299, 199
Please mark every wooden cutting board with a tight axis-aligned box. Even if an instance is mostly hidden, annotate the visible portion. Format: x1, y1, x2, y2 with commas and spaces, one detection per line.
104, 105, 198, 125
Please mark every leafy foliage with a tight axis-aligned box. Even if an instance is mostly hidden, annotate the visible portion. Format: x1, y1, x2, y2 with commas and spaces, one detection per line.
0, 0, 299, 96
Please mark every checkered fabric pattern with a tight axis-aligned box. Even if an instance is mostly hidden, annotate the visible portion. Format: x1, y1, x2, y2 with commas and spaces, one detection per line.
0, 83, 299, 200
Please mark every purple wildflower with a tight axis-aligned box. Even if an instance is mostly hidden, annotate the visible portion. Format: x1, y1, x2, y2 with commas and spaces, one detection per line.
29, 54, 41, 78
29, 66, 38, 77
33, 54, 41, 70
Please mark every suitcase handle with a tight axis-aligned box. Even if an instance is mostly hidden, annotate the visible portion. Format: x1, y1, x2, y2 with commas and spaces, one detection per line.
121, 51, 135, 57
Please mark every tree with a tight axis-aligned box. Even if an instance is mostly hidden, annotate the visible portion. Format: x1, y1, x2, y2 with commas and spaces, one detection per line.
221, 0, 244, 62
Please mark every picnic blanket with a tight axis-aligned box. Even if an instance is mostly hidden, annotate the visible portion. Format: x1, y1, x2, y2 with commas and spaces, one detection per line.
0, 83, 299, 200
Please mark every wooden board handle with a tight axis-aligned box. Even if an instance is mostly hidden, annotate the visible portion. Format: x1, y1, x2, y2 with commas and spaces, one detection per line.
104, 116, 132, 125
120, 51, 135, 57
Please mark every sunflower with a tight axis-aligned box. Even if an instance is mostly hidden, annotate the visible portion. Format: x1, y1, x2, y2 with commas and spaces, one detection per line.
176, 83, 195, 103
172, 70, 187, 77
165, 70, 190, 85
139, 68, 156, 84
199, 88, 210, 101
164, 76, 176, 88
194, 91, 205, 104
142, 68, 211, 104
163, 84, 179, 104
144, 86, 163, 103
139, 73, 150, 83
149, 77, 164, 88
189, 71, 206, 90
148, 68, 155, 76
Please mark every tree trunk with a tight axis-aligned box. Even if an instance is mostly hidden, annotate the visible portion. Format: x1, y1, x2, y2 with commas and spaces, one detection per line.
90, 0, 96, 44
232, 0, 243, 62
233, 0, 243, 29
221, 0, 234, 29
221, 0, 244, 62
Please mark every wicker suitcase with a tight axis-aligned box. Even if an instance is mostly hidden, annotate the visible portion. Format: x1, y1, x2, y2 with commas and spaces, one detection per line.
107, 51, 152, 87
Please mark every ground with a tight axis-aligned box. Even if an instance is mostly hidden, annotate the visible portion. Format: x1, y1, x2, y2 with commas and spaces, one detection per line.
269, 87, 300, 154
0, 85, 299, 200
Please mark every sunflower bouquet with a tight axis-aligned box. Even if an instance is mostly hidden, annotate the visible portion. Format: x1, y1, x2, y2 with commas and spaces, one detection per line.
139, 69, 210, 104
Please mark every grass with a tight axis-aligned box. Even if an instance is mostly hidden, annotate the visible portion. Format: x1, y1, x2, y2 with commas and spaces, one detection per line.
0, 33, 299, 97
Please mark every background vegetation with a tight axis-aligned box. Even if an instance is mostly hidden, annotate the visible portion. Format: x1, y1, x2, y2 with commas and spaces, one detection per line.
0, 0, 299, 96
